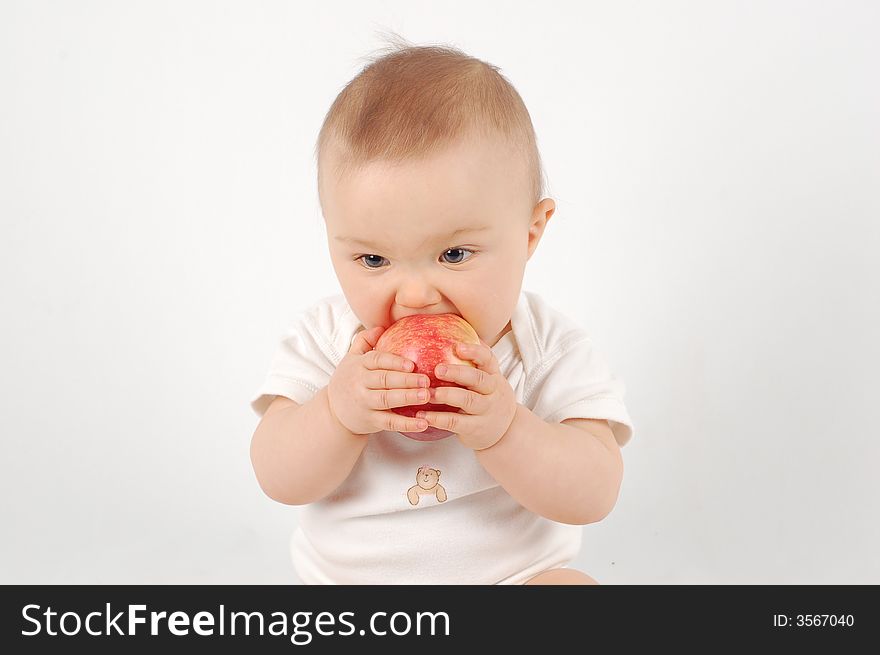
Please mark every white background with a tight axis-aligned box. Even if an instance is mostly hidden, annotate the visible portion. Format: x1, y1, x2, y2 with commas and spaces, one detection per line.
1, 0, 877, 584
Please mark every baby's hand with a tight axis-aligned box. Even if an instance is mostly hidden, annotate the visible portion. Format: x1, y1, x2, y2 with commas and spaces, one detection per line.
415, 341, 517, 450
327, 326, 432, 436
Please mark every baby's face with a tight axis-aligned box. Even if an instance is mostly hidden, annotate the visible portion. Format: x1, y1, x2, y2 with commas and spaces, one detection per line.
320, 135, 553, 348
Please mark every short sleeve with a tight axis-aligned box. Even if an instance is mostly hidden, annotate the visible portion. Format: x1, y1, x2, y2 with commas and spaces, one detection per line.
249, 310, 341, 420
526, 336, 634, 447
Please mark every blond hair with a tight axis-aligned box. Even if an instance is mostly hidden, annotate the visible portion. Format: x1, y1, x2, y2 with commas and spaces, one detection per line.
315, 33, 546, 210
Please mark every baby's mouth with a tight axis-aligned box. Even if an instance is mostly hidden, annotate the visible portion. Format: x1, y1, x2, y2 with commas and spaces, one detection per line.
392, 311, 461, 323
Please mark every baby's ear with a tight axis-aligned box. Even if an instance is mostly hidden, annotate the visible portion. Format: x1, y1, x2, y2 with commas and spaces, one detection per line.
527, 198, 556, 259
436, 470, 441, 477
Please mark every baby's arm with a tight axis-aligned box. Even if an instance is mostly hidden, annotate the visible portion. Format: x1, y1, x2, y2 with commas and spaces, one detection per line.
250, 325, 431, 505
250, 387, 368, 505
475, 406, 624, 525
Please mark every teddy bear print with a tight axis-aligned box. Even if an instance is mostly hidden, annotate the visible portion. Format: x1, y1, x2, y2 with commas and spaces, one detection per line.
406, 465, 447, 506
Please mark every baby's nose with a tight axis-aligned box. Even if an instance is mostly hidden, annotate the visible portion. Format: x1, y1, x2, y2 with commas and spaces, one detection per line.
395, 277, 440, 309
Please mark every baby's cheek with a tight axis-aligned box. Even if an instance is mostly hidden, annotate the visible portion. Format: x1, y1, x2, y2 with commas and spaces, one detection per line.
349, 302, 391, 331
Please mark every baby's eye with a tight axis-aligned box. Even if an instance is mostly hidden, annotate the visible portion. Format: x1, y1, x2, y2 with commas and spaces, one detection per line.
440, 248, 474, 265
358, 254, 387, 269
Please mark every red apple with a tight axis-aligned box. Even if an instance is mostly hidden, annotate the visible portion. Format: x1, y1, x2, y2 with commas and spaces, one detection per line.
374, 314, 482, 441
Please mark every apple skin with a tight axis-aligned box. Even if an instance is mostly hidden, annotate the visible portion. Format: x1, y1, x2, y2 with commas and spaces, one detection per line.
374, 314, 482, 441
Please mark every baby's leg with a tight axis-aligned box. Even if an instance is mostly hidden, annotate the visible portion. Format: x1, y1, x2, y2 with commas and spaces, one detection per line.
524, 567, 599, 585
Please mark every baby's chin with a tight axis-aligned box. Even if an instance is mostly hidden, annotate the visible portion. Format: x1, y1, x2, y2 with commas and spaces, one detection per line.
483, 320, 512, 348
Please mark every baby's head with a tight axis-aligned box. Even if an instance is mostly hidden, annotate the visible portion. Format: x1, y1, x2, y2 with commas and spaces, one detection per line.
315, 38, 555, 348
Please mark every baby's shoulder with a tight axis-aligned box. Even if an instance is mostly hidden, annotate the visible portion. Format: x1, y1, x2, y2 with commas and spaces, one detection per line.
518, 291, 591, 363
295, 293, 351, 331
281, 294, 361, 363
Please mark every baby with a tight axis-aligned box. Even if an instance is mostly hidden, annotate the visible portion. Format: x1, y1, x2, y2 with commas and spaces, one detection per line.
250, 40, 634, 585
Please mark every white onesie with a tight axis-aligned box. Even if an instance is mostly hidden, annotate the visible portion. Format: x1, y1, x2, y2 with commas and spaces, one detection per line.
250, 289, 634, 584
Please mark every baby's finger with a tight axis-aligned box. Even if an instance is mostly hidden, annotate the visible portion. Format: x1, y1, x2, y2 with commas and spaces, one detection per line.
377, 410, 428, 434
454, 342, 500, 375
366, 349, 416, 373
364, 369, 431, 391
435, 362, 495, 395
367, 387, 431, 411
415, 409, 470, 435
428, 385, 485, 415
